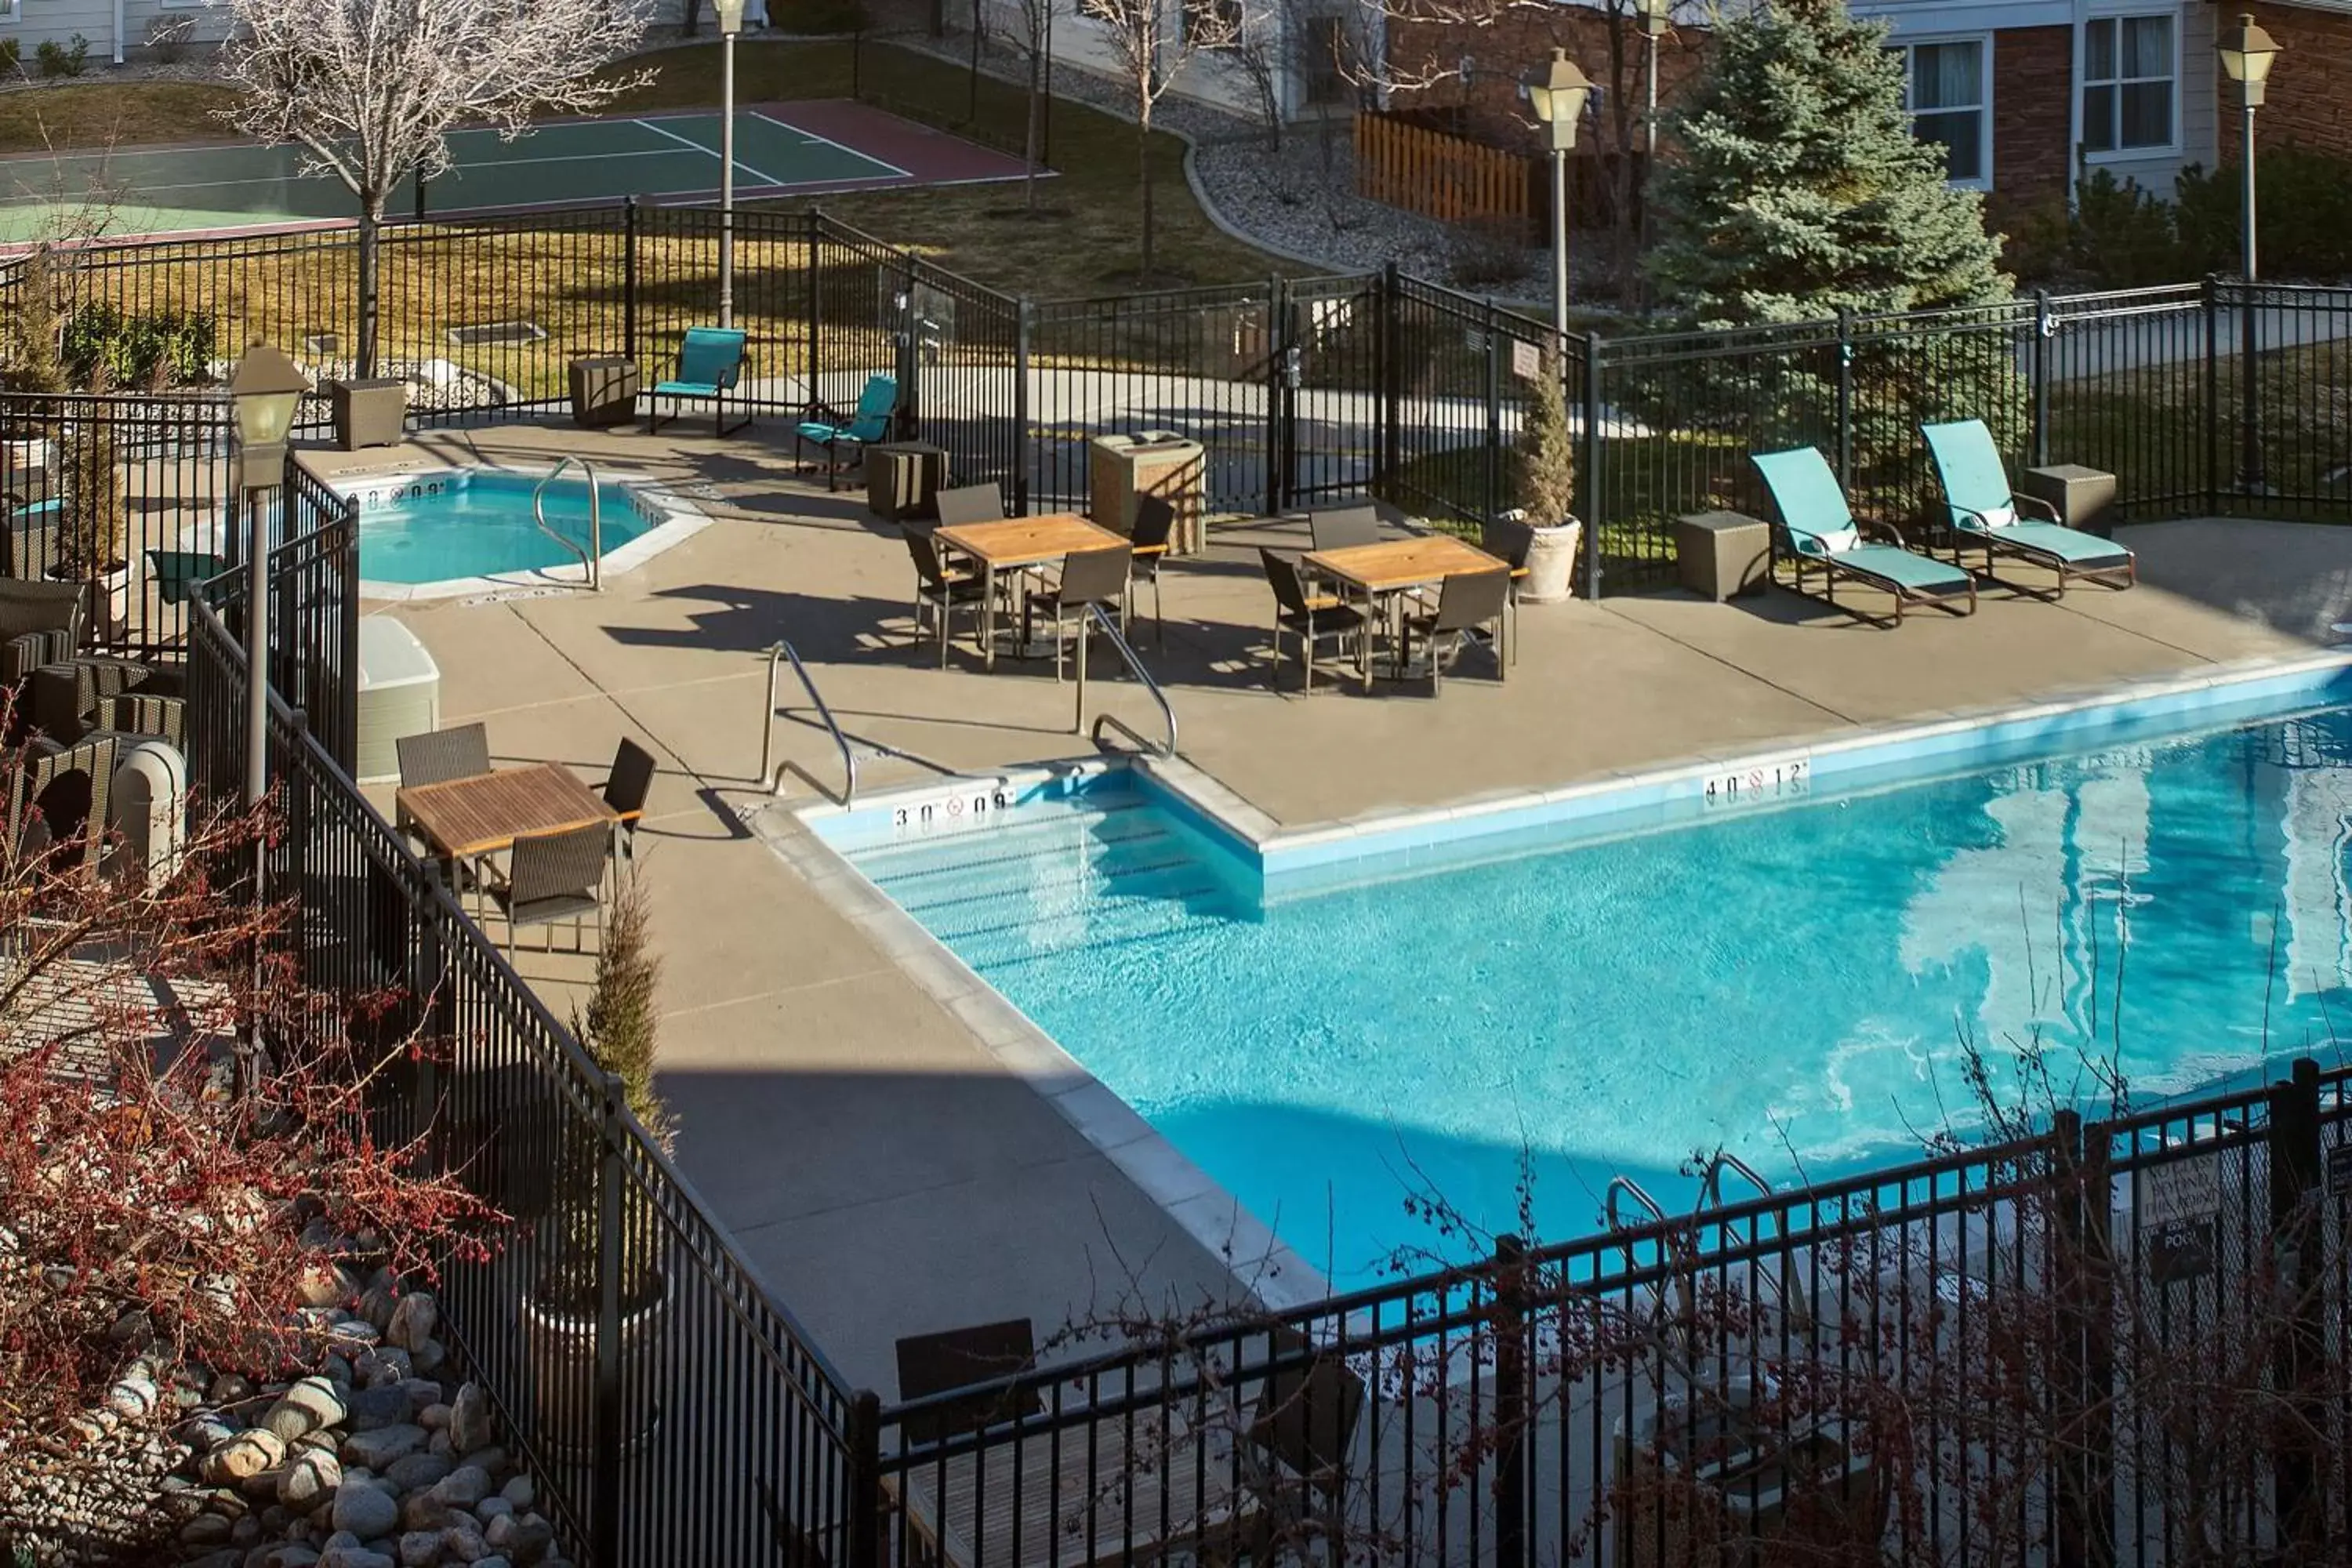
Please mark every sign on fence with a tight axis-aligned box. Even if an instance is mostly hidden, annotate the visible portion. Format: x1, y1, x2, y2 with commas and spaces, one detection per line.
2140, 1156, 2221, 1284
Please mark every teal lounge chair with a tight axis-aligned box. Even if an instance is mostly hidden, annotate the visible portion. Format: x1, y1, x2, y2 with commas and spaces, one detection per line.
1922, 419, 2135, 594
648, 326, 751, 437
1750, 446, 1976, 626
794, 374, 899, 492
146, 549, 228, 606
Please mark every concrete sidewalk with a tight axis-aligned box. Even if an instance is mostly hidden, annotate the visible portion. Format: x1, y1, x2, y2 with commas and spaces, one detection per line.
339, 420, 2350, 1391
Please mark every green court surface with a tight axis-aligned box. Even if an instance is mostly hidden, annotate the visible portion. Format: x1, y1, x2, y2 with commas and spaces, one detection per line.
0, 110, 908, 241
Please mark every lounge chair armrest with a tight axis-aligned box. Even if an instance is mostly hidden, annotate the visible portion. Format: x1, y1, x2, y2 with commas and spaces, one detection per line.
2009, 492, 2063, 524
1131, 543, 1171, 558
1856, 517, 1911, 550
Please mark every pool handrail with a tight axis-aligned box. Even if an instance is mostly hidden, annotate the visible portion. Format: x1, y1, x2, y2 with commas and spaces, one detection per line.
764, 639, 858, 806
1604, 1175, 1668, 1232
1083, 602, 1177, 759
1697, 1151, 1773, 1213
532, 456, 601, 592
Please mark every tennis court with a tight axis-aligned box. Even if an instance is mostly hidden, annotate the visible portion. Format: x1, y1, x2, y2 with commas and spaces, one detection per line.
0, 99, 1035, 241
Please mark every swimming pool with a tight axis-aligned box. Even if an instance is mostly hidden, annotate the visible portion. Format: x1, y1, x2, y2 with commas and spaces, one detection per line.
339, 468, 708, 598
816, 664, 2352, 1290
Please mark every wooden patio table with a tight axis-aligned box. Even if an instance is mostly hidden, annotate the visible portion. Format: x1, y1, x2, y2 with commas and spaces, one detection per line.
935, 513, 1128, 670
395, 761, 619, 913
1303, 534, 1508, 679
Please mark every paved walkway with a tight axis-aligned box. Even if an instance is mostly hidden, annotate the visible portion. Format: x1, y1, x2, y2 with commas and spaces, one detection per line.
325, 419, 2351, 1393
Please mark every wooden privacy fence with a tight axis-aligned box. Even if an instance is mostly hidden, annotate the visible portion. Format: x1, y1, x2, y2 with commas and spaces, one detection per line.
1355, 111, 1534, 231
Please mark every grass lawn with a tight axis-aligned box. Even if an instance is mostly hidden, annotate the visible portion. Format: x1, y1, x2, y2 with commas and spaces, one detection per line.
0, 82, 243, 156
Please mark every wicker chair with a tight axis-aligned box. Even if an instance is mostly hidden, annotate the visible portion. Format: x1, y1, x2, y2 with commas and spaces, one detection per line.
0, 580, 85, 723
395, 723, 492, 789
600, 737, 658, 859
485, 823, 611, 958
29, 655, 166, 744
89, 691, 187, 751
6, 735, 118, 870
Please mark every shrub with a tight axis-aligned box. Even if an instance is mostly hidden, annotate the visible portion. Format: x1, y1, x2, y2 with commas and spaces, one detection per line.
2067, 169, 2183, 288
1512, 354, 1577, 525
2176, 145, 2352, 282
60, 302, 218, 391
55, 417, 125, 578
0, 38, 20, 72
3, 245, 67, 396
34, 34, 89, 78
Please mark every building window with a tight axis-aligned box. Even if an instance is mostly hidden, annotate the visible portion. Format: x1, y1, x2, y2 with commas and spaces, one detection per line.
0, 0, 19, 22
2082, 14, 2175, 154
1899, 39, 1990, 187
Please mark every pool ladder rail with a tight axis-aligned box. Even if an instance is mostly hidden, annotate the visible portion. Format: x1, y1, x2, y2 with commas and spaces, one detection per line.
763, 640, 858, 807
532, 456, 601, 592
1082, 603, 1177, 760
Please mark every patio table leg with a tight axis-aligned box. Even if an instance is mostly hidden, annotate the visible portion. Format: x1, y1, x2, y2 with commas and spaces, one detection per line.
981, 562, 998, 670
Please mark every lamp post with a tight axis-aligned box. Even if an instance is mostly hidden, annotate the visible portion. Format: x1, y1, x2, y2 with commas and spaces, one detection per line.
1633, 0, 1671, 255
1526, 47, 1594, 350
2218, 11, 2279, 494
228, 342, 310, 815
716, 0, 747, 328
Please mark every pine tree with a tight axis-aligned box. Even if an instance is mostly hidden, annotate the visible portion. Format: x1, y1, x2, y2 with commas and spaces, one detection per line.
1646, 0, 2009, 325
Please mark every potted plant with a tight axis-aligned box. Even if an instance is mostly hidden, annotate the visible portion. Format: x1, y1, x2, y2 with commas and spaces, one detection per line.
50, 405, 129, 633
522, 870, 673, 1458
1512, 351, 1583, 603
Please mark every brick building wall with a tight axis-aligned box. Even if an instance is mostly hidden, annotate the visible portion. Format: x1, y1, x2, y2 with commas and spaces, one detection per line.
1990, 26, 2075, 222
1383, 4, 1710, 161
2216, 2, 2352, 164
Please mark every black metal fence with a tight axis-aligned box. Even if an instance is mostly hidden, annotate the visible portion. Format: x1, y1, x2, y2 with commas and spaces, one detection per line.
14, 213, 2347, 595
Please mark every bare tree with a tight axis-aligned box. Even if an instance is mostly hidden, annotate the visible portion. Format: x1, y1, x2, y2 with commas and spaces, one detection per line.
1080, 0, 1240, 280
1004, 0, 1056, 211
218, 0, 655, 376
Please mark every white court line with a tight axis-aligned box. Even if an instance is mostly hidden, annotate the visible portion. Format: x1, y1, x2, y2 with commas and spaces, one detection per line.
750, 109, 913, 180
633, 116, 787, 189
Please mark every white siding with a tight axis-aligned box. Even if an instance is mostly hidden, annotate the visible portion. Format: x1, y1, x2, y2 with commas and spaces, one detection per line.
974, 0, 1286, 120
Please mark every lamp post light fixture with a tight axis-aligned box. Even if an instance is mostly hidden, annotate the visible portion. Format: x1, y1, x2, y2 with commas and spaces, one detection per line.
2218, 11, 2280, 493
228, 341, 310, 814
1526, 46, 1594, 350
1633, 0, 1671, 254
715, 0, 748, 328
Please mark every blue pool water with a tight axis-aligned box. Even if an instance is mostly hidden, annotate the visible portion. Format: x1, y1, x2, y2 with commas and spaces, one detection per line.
345, 471, 659, 585
840, 702, 2352, 1287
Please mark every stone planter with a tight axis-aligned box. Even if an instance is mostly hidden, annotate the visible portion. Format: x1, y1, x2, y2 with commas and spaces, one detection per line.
520, 1268, 670, 1461
1519, 517, 1584, 603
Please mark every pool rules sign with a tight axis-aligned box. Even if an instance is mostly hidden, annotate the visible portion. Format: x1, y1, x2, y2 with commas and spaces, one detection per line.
2140, 1157, 2220, 1285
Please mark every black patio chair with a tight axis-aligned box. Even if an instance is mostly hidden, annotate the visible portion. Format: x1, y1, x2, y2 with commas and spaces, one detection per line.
1479, 514, 1536, 666
1022, 544, 1131, 682
1401, 569, 1509, 692
1308, 504, 1381, 554
903, 530, 990, 667
1260, 546, 1368, 695
485, 822, 611, 959
600, 736, 658, 860
894, 1318, 1043, 1446
931, 484, 1005, 529
1128, 494, 1176, 645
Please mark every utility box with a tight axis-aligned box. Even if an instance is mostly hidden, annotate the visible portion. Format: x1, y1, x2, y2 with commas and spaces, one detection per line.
1089, 430, 1205, 556
2023, 463, 2118, 539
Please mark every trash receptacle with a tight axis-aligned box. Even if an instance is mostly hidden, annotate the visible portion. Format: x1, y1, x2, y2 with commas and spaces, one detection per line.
1089, 430, 1205, 555
866, 441, 949, 522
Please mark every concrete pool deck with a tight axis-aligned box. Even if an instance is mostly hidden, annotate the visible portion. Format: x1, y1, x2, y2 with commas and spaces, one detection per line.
325, 419, 2352, 1394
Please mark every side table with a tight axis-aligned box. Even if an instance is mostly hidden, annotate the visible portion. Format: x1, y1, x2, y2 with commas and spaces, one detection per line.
2022, 464, 2118, 538
866, 442, 949, 521
1672, 512, 1773, 601
568, 357, 641, 429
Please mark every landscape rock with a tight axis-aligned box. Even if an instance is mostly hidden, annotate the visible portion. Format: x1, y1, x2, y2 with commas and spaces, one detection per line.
427, 1429, 453, 1457
358, 1279, 401, 1331
456, 1446, 508, 1477
473, 1559, 512, 1568
340, 1423, 427, 1469
397, 1530, 443, 1568
204, 1428, 289, 1483
386, 1293, 439, 1352
409, 1336, 448, 1376
234, 1512, 267, 1545
346, 1383, 414, 1431
383, 1451, 453, 1493
212, 1372, 260, 1405
400, 1489, 456, 1532
110, 1373, 162, 1418
498, 1475, 533, 1512
266, 1377, 349, 1443
320, 1548, 395, 1568
278, 1446, 343, 1508
183, 1512, 237, 1546
417, 1403, 453, 1432
328, 1317, 382, 1350
330, 1479, 401, 1540
263, 1547, 324, 1568
431, 1465, 493, 1508
474, 1497, 513, 1524
485, 1512, 554, 1561
443, 1522, 491, 1563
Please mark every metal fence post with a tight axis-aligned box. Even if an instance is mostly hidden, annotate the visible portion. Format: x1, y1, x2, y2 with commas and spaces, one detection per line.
1581, 336, 1605, 601
895, 257, 921, 441
622, 198, 639, 365
808, 209, 827, 397
1013, 298, 1033, 514
1493, 1234, 1530, 1568
1834, 305, 1855, 492
1266, 275, 1290, 517
410, 862, 448, 1154
2202, 274, 2221, 514
591, 1070, 627, 1568
2030, 289, 2054, 467
2052, 1110, 2116, 1568
846, 1389, 884, 1568
1377, 261, 1401, 496
2269, 1057, 2325, 1554
1482, 298, 1502, 528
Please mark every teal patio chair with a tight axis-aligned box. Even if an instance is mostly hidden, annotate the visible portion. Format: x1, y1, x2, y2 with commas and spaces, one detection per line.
648, 326, 751, 437
794, 373, 899, 492
1750, 446, 1976, 626
1922, 419, 2136, 594
146, 549, 228, 606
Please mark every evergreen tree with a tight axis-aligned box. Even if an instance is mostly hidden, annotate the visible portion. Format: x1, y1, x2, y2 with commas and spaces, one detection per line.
1646, 0, 2009, 325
